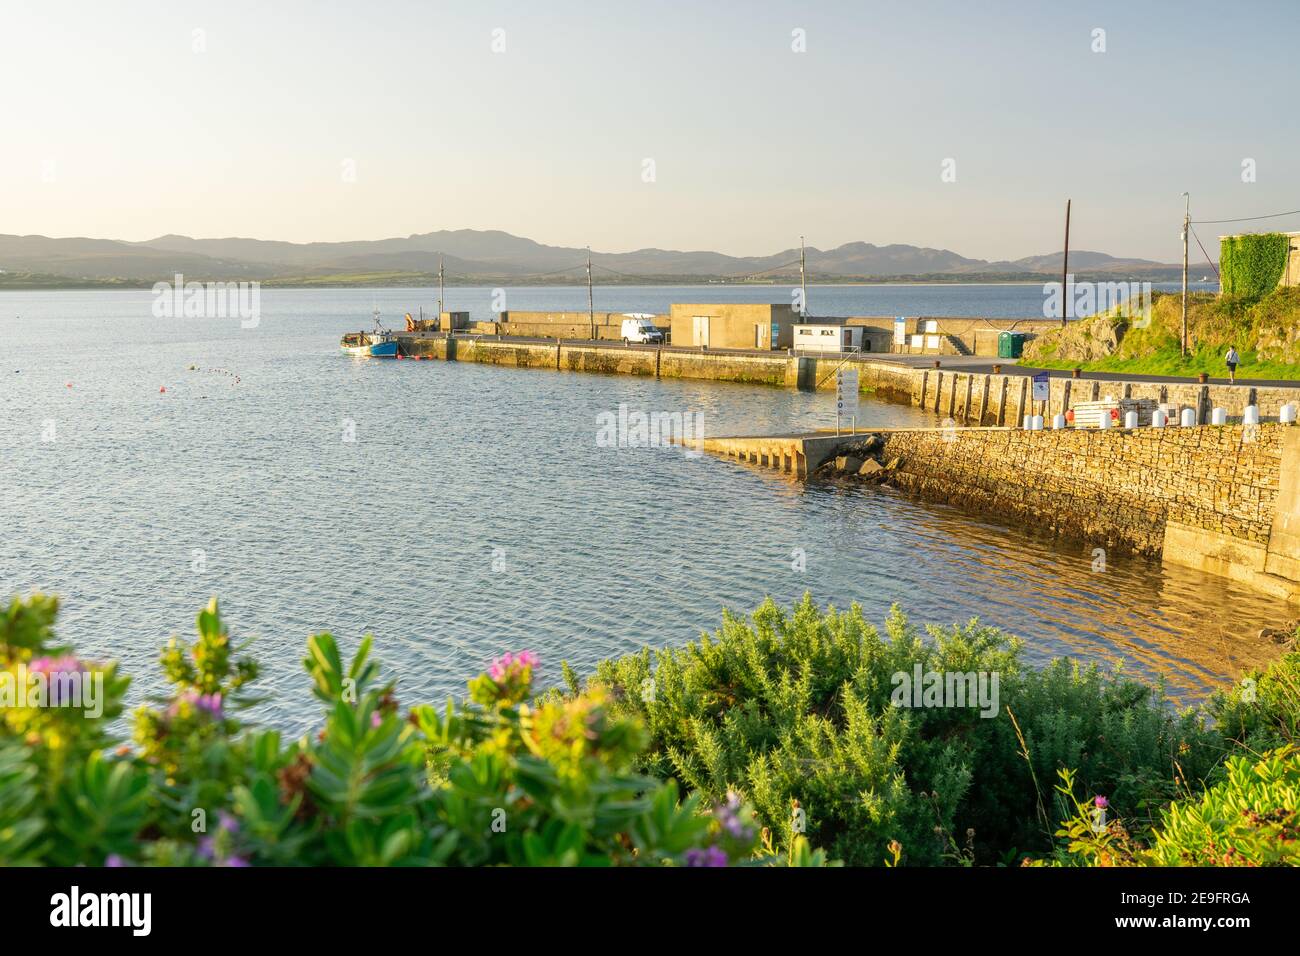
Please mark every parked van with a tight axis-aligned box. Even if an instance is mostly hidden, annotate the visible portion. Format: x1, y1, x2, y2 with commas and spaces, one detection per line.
620, 314, 665, 344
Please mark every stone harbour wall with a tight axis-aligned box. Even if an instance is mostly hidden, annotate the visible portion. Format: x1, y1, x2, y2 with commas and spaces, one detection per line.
876, 424, 1283, 558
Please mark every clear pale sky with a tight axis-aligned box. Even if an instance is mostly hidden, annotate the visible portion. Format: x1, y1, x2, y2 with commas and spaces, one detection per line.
2, 0, 1296, 262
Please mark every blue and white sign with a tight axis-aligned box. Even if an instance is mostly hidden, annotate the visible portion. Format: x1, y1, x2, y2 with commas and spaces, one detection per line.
1032, 372, 1050, 402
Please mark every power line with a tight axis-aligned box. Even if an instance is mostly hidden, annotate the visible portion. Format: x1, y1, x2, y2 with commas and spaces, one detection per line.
1191, 207, 1300, 225
1188, 225, 1221, 282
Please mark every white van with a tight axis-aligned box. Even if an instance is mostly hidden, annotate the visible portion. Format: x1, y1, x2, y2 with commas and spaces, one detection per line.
620, 314, 664, 344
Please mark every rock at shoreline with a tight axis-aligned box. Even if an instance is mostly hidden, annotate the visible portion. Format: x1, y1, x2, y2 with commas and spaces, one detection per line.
1258, 620, 1300, 645
858, 459, 884, 478
835, 455, 864, 473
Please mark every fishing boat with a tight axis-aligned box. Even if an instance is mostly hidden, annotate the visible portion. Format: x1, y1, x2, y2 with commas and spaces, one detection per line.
340, 310, 400, 357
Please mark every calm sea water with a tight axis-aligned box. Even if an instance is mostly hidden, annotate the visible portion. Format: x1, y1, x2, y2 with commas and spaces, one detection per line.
248, 280, 1213, 323
0, 286, 1277, 732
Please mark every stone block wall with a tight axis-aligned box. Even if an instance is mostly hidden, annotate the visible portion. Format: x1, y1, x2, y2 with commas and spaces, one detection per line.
877, 424, 1284, 557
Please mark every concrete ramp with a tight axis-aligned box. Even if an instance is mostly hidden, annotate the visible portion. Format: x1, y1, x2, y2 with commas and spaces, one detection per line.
699, 433, 851, 477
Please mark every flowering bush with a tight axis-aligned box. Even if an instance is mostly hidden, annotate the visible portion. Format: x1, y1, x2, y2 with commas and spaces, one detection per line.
575, 595, 1266, 866
1044, 749, 1300, 866
0, 594, 826, 867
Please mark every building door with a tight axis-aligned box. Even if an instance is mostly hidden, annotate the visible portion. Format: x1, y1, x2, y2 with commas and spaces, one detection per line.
693, 316, 710, 346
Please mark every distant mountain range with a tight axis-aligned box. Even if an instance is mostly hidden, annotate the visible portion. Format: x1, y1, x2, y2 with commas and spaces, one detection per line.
0, 229, 1189, 286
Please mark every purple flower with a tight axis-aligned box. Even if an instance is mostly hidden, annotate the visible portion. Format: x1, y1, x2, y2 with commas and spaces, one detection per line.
684, 846, 728, 868
28, 656, 90, 706
1094, 795, 1109, 809
370, 711, 383, 729
715, 791, 752, 840
168, 689, 224, 721
104, 854, 127, 868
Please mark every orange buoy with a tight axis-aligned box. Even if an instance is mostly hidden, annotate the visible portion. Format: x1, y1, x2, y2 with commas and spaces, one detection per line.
159, 386, 166, 393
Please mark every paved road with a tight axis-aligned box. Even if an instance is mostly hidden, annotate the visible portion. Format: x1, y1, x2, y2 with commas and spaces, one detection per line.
413, 332, 1300, 389
892, 356, 1299, 388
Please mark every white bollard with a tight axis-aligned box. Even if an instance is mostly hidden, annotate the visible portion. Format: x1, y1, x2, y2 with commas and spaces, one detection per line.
1033, 415, 1045, 430
1180, 407, 1197, 427
1053, 413, 1066, 430
1244, 405, 1260, 425
1124, 410, 1138, 429
1098, 412, 1111, 430
1282, 403, 1297, 424
1022, 414, 1032, 430
1152, 409, 1167, 428
1211, 407, 1227, 426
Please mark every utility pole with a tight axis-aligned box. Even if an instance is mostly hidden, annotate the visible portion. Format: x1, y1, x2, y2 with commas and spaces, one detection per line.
438, 255, 445, 330
1060, 199, 1071, 328
800, 235, 808, 317
586, 248, 594, 340
1181, 192, 1190, 356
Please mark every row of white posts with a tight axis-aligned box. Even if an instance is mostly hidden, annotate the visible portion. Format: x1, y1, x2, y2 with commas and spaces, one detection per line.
1022, 403, 1298, 431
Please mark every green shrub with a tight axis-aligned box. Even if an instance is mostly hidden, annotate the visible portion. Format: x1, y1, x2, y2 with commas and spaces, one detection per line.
577, 595, 1225, 865
0, 594, 828, 867
1046, 748, 1300, 866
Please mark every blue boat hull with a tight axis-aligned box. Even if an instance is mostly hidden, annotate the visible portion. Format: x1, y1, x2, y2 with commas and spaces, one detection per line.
368, 339, 399, 357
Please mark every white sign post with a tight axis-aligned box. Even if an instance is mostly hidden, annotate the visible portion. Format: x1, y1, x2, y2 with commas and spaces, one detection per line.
836, 368, 859, 435
1031, 372, 1049, 420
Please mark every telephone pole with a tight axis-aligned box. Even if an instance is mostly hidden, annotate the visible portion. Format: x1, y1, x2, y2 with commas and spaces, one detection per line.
1060, 199, 1071, 327
799, 235, 808, 317
438, 255, 445, 329
1181, 192, 1190, 356
586, 248, 594, 340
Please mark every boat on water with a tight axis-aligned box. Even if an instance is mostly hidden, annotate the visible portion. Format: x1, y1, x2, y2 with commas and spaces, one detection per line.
341, 310, 400, 357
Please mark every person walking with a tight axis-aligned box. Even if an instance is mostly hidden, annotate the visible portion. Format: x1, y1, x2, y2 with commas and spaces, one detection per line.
1225, 345, 1240, 384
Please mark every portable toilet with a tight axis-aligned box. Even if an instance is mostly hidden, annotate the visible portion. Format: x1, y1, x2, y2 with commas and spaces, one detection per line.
998, 331, 1026, 358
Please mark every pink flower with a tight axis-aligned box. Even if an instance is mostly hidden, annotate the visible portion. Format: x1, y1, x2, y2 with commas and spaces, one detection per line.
488, 650, 538, 683
1094, 795, 1109, 809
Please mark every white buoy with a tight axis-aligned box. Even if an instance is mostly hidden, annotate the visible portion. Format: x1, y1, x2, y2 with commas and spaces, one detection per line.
1180, 407, 1197, 427
1052, 413, 1066, 430
1244, 405, 1260, 425
1152, 410, 1167, 428
1022, 414, 1032, 430
1033, 415, 1045, 430
1212, 407, 1227, 425
1098, 412, 1111, 430
1124, 410, 1138, 429
1282, 403, 1297, 424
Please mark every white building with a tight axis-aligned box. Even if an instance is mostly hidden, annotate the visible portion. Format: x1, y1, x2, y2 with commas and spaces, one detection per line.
793, 324, 864, 353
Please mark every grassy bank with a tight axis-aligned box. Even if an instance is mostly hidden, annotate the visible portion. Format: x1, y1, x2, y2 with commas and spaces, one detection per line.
1026, 287, 1300, 381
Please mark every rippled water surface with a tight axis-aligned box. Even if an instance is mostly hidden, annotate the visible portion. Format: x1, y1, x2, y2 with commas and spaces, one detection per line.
0, 288, 1283, 732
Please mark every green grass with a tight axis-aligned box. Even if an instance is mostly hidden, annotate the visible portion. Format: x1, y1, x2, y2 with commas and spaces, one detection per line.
1029, 348, 1300, 381
1026, 287, 1300, 381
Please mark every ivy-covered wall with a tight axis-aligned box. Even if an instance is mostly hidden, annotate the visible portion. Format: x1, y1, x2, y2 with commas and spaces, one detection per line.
1220, 232, 1291, 298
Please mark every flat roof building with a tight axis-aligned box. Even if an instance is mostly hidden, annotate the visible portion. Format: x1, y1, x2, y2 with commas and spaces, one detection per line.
668, 303, 799, 350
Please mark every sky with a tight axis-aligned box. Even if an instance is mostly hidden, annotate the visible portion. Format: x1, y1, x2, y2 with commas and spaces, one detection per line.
1, 0, 1297, 263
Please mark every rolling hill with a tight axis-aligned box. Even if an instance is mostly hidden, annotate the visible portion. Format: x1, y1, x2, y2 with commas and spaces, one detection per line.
0, 229, 1186, 286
